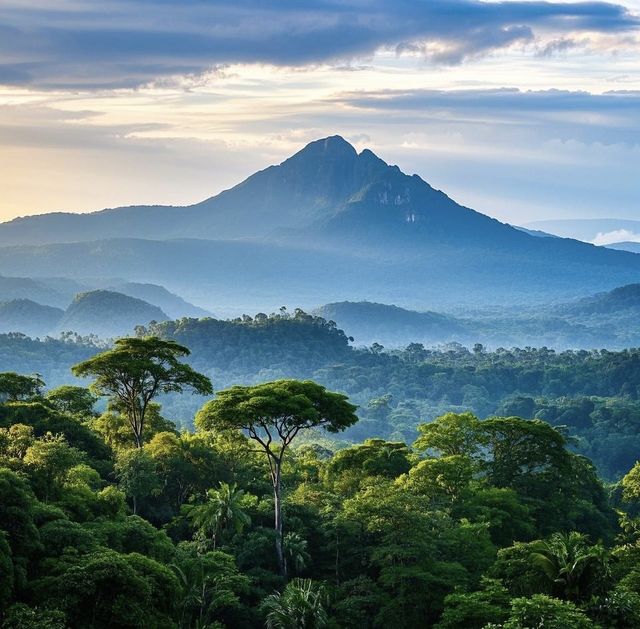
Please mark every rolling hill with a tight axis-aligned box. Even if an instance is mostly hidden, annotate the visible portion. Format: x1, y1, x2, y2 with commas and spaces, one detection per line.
561, 283, 640, 316
314, 301, 468, 346
606, 242, 640, 254
0, 275, 71, 308
55, 290, 169, 338
0, 299, 64, 337
107, 282, 212, 319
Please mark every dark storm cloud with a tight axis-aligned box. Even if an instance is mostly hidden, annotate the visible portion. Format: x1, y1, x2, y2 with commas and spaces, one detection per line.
0, 0, 637, 88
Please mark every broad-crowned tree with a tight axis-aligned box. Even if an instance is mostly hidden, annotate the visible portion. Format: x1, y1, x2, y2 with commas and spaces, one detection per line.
0, 372, 44, 402
196, 379, 357, 575
45, 385, 97, 416
72, 337, 212, 448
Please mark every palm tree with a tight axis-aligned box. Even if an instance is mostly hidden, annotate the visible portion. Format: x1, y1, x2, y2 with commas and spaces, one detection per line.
188, 481, 251, 548
530, 531, 610, 601
284, 532, 311, 575
262, 579, 328, 629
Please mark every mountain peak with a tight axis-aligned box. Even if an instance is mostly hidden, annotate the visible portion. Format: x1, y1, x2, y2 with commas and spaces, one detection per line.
290, 135, 357, 163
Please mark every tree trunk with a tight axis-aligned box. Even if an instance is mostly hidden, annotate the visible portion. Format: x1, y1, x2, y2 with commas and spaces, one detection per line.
132, 494, 138, 515
130, 411, 144, 449
273, 463, 286, 577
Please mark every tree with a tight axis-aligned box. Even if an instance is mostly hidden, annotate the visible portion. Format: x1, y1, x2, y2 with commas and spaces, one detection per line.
261, 579, 328, 629
0, 604, 66, 629
501, 594, 593, 629
414, 412, 486, 458
196, 379, 357, 575
0, 423, 35, 462
114, 448, 160, 515
92, 403, 177, 452
23, 433, 84, 502
530, 532, 610, 601
187, 482, 251, 549
436, 579, 510, 629
283, 532, 310, 576
172, 543, 250, 628
622, 460, 640, 503
72, 337, 212, 448
44, 385, 97, 416
31, 549, 180, 629
0, 373, 44, 402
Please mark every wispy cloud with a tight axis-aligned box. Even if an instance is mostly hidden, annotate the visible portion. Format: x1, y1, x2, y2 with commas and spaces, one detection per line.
0, 0, 637, 87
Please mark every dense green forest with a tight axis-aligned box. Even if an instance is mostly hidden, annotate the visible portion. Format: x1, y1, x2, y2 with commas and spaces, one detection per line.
2, 335, 640, 627
5, 310, 640, 479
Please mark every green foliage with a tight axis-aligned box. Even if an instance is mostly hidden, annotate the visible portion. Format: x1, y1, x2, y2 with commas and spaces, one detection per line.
114, 448, 160, 515
7, 321, 640, 478
0, 603, 66, 629
501, 594, 594, 629
24, 433, 84, 502
0, 401, 111, 471
172, 543, 251, 628
44, 385, 97, 416
187, 481, 252, 549
0, 372, 44, 402
435, 579, 510, 629
261, 578, 328, 629
1, 333, 640, 627
73, 336, 212, 447
0, 533, 14, 613
530, 532, 610, 601
32, 548, 179, 628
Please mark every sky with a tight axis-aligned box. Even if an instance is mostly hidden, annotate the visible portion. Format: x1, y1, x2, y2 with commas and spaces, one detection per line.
0, 0, 639, 227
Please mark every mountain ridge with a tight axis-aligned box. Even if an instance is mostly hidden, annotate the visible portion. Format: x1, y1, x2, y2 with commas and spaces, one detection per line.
1, 136, 640, 309
0, 136, 530, 247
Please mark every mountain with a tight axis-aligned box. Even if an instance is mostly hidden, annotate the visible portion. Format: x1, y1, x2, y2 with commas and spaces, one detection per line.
314, 301, 468, 346
0, 275, 70, 308
0, 136, 595, 248
0, 299, 64, 336
56, 290, 169, 338
563, 283, 640, 316
513, 226, 558, 239
2, 136, 640, 311
606, 242, 640, 254
107, 282, 212, 319
525, 218, 640, 243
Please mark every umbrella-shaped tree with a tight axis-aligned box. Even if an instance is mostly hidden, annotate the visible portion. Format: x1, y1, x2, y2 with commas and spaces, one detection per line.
196, 379, 357, 575
72, 337, 212, 448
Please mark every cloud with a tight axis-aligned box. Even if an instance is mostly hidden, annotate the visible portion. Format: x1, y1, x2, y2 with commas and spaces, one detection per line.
0, 0, 637, 88
593, 229, 640, 244
332, 88, 640, 146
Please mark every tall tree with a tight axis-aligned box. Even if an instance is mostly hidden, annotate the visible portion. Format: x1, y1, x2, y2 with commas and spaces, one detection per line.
72, 337, 212, 448
196, 379, 357, 575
